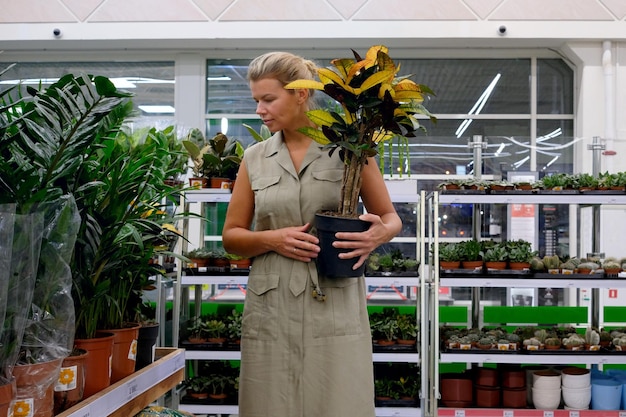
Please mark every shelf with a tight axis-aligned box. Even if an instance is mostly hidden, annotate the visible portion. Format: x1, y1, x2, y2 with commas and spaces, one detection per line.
440, 277, 626, 289
183, 188, 232, 203
178, 404, 422, 417
440, 352, 626, 365
438, 408, 626, 417
57, 348, 185, 417
437, 192, 626, 205
180, 275, 420, 287
184, 349, 419, 363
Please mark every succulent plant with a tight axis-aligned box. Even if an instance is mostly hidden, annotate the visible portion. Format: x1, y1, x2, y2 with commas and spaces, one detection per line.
585, 327, 600, 345
544, 337, 562, 347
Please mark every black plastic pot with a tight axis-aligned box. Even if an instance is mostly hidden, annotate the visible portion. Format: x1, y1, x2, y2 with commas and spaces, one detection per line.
136, 322, 160, 370
315, 212, 370, 278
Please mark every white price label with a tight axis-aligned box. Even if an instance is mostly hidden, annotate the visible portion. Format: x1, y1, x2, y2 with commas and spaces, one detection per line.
503, 411, 514, 417
569, 411, 580, 417
127, 381, 139, 400
543, 412, 554, 417
455, 410, 465, 417
618, 413, 626, 417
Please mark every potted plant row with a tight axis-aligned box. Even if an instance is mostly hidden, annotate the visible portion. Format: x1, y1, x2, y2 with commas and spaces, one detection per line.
181, 310, 242, 350
366, 249, 419, 276
370, 308, 418, 351
183, 129, 243, 190
438, 239, 535, 273
438, 171, 626, 195
529, 254, 625, 276
182, 360, 238, 404
185, 248, 251, 273
374, 362, 419, 407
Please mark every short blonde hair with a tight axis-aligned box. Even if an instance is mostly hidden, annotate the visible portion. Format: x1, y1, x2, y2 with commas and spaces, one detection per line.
247, 52, 318, 106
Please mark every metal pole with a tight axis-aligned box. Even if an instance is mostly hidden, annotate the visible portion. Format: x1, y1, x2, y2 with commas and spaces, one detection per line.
469, 135, 487, 327
587, 136, 605, 328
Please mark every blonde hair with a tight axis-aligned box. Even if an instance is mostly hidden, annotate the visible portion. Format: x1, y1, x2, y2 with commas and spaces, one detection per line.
247, 51, 318, 107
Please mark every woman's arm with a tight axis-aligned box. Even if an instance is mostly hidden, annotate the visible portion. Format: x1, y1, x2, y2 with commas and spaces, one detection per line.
222, 162, 320, 261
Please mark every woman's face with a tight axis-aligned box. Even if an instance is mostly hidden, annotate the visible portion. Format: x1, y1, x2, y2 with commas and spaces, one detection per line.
250, 77, 305, 133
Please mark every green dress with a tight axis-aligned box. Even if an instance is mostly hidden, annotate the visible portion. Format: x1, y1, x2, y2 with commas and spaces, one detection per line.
238, 132, 375, 417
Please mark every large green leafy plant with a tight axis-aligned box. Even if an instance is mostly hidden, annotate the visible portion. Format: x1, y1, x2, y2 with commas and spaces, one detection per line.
0, 73, 135, 362
285, 45, 435, 217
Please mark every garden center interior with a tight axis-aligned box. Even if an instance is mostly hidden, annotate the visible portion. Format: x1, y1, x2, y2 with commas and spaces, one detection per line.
3, 1, 626, 416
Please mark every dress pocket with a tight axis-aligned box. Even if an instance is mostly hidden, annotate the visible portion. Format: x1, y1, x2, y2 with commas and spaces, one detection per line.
242, 273, 280, 340
311, 279, 364, 339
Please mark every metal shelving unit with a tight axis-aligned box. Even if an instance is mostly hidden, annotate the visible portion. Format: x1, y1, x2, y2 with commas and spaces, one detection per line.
428, 190, 626, 417
173, 187, 425, 417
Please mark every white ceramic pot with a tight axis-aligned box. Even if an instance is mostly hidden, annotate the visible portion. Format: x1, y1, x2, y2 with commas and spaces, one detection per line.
533, 370, 561, 390
561, 367, 591, 389
562, 385, 591, 409
532, 386, 561, 410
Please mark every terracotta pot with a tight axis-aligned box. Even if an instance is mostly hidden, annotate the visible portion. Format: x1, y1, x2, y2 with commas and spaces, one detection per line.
397, 339, 416, 346
0, 379, 16, 417
54, 349, 88, 414
190, 257, 210, 268
13, 357, 63, 417
475, 367, 499, 387
229, 258, 251, 270
501, 368, 526, 389
74, 332, 114, 398
461, 260, 483, 270
315, 213, 370, 278
209, 177, 233, 190
475, 384, 501, 408
502, 387, 527, 408
136, 322, 160, 370
485, 261, 507, 270
440, 260, 461, 270
188, 177, 208, 189
98, 323, 141, 383
509, 261, 530, 270
440, 373, 473, 407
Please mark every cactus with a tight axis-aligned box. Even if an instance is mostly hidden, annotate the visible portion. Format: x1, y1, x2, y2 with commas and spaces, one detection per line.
585, 327, 600, 345
543, 255, 561, 270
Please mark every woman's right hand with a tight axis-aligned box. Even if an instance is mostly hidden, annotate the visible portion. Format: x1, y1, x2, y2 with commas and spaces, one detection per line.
277, 223, 320, 261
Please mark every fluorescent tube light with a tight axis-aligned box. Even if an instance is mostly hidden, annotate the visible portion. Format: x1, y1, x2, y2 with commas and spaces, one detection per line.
138, 105, 175, 114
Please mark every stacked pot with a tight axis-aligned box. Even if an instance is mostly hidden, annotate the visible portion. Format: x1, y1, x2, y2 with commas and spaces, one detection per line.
561, 367, 591, 410
501, 366, 527, 408
532, 370, 561, 409
474, 367, 500, 408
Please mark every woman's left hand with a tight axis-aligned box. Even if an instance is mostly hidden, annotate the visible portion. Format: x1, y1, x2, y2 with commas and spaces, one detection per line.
332, 212, 394, 270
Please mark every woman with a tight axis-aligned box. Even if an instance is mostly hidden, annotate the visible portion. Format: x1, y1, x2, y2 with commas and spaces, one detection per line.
222, 51, 402, 417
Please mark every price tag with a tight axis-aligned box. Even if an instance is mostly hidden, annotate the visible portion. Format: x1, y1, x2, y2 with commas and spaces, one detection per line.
73, 406, 92, 417
618, 412, 626, 417
126, 381, 139, 401
455, 410, 465, 417
569, 411, 580, 417
543, 412, 554, 417
503, 410, 514, 417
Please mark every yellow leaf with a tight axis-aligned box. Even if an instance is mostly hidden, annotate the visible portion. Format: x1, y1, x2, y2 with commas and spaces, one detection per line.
366, 45, 388, 62
373, 130, 394, 144
359, 70, 394, 93
394, 90, 424, 102
318, 67, 347, 87
306, 109, 337, 127
284, 79, 325, 91
395, 79, 421, 91
331, 58, 356, 80
298, 126, 331, 145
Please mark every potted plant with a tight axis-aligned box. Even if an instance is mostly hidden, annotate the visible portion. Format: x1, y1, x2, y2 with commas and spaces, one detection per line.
204, 319, 227, 344
225, 309, 243, 345
505, 239, 535, 269
186, 248, 214, 268
458, 240, 483, 269
183, 375, 211, 399
438, 242, 461, 270
183, 129, 243, 190
482, 242, 508, 270
284, 45, 435, 278
226, 252, 251, 271
396, 314, 417, 345
206, 373, 236, 400
370, 309, 399, 346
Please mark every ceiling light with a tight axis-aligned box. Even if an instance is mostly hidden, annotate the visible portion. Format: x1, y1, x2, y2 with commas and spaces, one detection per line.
207, 76, 231, 81
138, 105, 175, 114
455, 73, 501, 138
